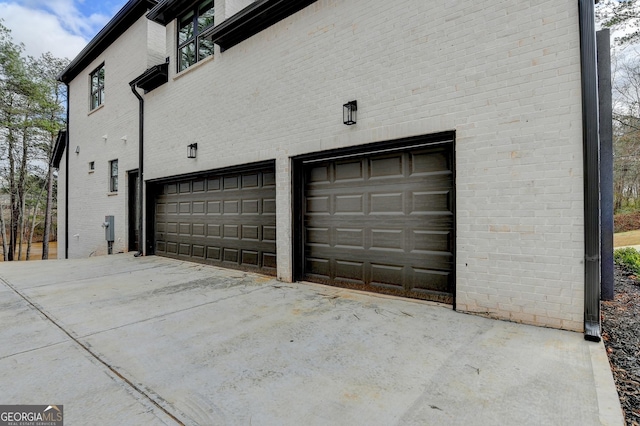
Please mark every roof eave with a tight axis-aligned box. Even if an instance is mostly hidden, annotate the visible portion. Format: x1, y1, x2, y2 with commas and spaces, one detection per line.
58, 0, 158, 84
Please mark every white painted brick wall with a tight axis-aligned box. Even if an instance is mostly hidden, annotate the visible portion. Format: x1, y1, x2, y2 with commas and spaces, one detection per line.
224, 0, 256, 18
65, 0, 586, 332
60, 16, 165, 258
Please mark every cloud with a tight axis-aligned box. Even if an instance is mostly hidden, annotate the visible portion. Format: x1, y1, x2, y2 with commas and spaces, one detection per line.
0, 2, 89, 60
21, 0, 110, 39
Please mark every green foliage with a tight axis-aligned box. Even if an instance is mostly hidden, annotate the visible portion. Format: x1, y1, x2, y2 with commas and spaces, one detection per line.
614, 247, 640, 275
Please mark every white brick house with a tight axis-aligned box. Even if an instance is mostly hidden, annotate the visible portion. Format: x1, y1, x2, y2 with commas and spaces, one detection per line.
56, 0, 610, 338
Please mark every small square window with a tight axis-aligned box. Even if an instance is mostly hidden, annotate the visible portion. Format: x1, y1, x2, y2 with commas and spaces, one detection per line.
90, 64, 105, 110
109, 159, 118, 192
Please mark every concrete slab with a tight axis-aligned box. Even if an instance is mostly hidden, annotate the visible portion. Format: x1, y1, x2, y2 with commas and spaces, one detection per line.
0, 255, 624, 425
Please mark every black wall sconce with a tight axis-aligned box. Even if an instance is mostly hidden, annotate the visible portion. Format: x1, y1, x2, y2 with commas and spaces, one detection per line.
343, 100, 357, 125
187, 143, 198, 159
75, 146, 80, 154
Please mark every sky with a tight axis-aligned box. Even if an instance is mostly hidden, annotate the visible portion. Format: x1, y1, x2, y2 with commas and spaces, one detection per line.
0, 0, 128, 60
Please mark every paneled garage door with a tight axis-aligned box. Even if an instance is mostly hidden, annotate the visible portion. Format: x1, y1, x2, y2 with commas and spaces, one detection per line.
302, 143, 454, 303
154, 164, 277, 275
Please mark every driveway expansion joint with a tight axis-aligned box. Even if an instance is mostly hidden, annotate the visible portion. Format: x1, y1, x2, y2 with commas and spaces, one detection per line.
0, 275, 185, 426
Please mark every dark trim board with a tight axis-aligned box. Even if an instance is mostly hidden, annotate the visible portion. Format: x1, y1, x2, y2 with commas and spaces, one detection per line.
145, 160, 276, 184
293, 132, 456, 306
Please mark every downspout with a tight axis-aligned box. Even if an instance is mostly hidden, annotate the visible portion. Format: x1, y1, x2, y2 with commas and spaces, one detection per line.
578, 0, 601, 342
64, 83, 70, 260
597, 29, 614, 301
130, 83, 144, 257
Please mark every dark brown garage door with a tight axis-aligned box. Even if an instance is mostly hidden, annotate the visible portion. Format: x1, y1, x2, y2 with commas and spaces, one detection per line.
154, 165, 276, 275
302, 144, 454, 303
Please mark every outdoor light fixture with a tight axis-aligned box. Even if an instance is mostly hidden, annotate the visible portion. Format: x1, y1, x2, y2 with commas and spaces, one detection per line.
75, 146, 80, 154
102, 134, 108, 141
343, 100, 357, 125
187, 143, 198, 159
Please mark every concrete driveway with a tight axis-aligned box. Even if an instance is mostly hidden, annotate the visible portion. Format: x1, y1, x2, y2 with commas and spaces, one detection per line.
0, 255, 623, 425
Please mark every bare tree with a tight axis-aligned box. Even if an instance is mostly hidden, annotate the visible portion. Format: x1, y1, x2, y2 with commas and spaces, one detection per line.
597, 0, 640, 45
611, 50, 640, 211
1, 22, 67, 261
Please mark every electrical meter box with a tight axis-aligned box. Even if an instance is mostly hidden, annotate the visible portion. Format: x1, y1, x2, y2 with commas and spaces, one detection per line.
104, 215, 114, 242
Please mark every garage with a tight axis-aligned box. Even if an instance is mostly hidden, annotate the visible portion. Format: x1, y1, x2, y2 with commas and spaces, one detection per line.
153, 163, 277, 275
296, 137, 454, 303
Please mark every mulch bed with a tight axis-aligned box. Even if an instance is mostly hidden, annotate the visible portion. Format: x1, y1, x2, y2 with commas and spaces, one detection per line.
602, 266, 640, 426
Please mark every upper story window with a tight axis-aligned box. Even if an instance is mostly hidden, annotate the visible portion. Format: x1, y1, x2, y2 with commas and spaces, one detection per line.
178, 0, 214, 72
90, 64, 105, 110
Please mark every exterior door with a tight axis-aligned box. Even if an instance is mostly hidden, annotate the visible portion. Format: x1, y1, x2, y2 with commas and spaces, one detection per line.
128, 170, 139, 252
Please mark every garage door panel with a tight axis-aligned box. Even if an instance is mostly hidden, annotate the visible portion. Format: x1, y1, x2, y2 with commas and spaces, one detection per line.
370, 263, 404, 287
223, 248, 238, 263
413, 269, 451, 293
242, 199, 259, 214
307, 196, 330, 213
242, 250, 259, 266
242, 173, 258, 188
263, 225, 276, 242
224, 200, 239, 214
412, 191, 451, 212
179, 243, 190, 256
192, 202, 206, 214
207, 178, 221, 191
370, 193, 404, 214
263, 253, 277, 269
335, 260, 365, 284
413, 230, 451, 252
207, 246, 221, 260
371, 229, 404, 250
207, 201, 221, 214
369, 155, 403, 178
263, 199, 276, 214
335, 161, 364, 181
155, 165, 276, 274
309, 165, 330, 183
307, 246, 452, 268
263, 171, 276, 187
224, 176, 239, 190
410, 150, 451, 175
242, 225, 259, 240
335, 195, 364, 214
192, 224, 205, 236
306, 227, 330, 245
303, 144, 454, 303
166, 242, 178, 254
192, 245, 205, 258
305, 257, 330, 279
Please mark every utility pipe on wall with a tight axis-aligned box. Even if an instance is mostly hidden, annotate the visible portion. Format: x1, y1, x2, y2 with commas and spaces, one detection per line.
130, 83, 144, 257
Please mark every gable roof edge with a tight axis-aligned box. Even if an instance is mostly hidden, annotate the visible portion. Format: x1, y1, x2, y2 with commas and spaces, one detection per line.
58, 0, 158, 84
